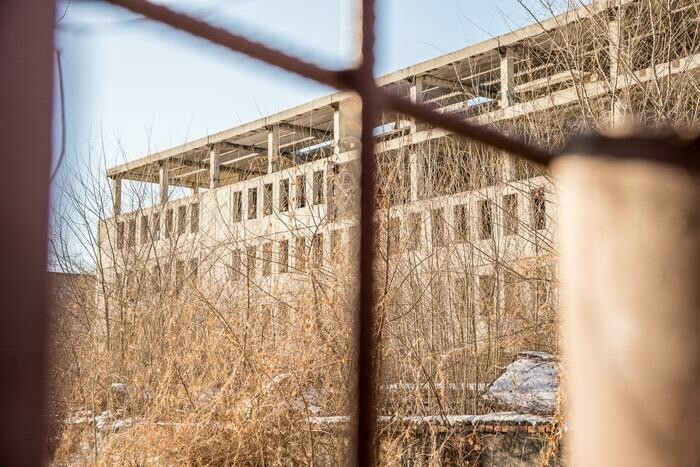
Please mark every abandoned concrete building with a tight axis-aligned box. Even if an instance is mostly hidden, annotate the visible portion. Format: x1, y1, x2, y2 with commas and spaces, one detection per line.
98, 0, 700, 331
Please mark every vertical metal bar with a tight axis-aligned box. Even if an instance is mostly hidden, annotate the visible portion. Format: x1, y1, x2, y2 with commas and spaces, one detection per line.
355, 0, 378, 465
556, 134, 700, 467
0, 1, 56, 465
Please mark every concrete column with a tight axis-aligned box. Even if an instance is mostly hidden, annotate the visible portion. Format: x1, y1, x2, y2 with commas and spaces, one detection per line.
499, 47, 514, 108
608, 14, 627, 125
267, 127, 279, 173
409, 76, 424, 133
608, 18, 621, 79
111, 176, 122, 216
159, 160, 169, 204
503, 154, 517, 182
333, 107, 341, 158
333, 97, 362, 157
409, 152, 423, 201
556, 134, 700, 467
209, 143, 220, 189
209, 143, 221, 190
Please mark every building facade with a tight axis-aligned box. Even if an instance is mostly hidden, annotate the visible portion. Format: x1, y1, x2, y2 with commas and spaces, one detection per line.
98, 0, 700, 357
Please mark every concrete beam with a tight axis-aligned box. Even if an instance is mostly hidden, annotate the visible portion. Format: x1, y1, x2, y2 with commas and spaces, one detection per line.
220, 141, 265, 154
277, 122, 328, 140
422, 74, 475, 95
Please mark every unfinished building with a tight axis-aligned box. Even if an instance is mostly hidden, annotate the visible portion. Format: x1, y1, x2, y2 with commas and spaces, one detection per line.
98, 0, 700, 380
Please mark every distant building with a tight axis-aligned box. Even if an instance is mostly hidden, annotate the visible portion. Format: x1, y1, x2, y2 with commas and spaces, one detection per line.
97, 0, 699, 350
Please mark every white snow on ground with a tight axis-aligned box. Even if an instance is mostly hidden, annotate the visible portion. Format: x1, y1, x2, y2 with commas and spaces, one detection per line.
66, 410, 141, 434
382, 382, 489, 393
308, 412, 553, 426
484, 351, 559, 414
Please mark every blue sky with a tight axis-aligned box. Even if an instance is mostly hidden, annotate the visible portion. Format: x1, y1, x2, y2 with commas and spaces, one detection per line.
55, 0, 544, 176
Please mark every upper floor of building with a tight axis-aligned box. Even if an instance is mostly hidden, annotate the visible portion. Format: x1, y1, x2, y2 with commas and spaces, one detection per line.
104, 0, 700, 239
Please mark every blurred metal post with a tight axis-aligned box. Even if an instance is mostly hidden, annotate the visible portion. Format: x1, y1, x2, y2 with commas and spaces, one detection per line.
556, 133, 700, 467
355, 0, 378, 464
0, 1, 56, 465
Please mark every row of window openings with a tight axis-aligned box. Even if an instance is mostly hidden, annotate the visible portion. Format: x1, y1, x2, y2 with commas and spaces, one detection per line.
453, 268, 552, 313
115, 258, 199, 292
230, 233, 331, 280
232, 171, 326, 222
229, 189, 546, 279
116, 202, 200, 249
392, 189, 547, 251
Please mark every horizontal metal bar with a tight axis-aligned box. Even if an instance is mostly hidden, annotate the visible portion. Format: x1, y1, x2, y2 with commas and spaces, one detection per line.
381, 92, 554, 165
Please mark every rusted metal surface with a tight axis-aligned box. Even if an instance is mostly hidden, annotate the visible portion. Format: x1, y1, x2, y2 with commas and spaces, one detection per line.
355, 2, 379, 464
0, 1, 56, 465
382, 93, 554, 165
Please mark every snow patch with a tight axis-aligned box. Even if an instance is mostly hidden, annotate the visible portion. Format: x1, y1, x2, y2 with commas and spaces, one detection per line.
484, 351, 559, 414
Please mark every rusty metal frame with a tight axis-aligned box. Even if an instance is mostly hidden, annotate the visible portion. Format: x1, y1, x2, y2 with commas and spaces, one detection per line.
99, 0, 554, 464
1, 2, 56, 465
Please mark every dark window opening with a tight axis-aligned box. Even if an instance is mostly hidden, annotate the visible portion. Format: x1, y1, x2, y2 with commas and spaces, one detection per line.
296, 174, 307, 208
189, 258, 199, 283
176, 259, 185, 288
313, 170, 325, 205
263, 183, 273, 216
231, 250, 241, 281
531, 188, 546, 230
388, 217, 400, 254
165, 209, 173, 239
453, 204, 469, 242
177, 205, 187, 235
191, 202, 200, 233
140, 215, 149, 244
127, 219, 136, 247
295, 237, 306, 271
504, 271, 521, 310
279, 179, 289, 212
232, 191, 243, 222
246, 245, 256, 278
262, 242, 272, 276
479, 274, 496, 314
431, 208, 445, 247
279, 240, 289, 273
408, 213, 421, 250
117, 221, 125, 249
478, 200, 493, 240
312, 233, 323, 268
503, 193, 518, 235
151, 213, 161, 241
248, 187, 258, 220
